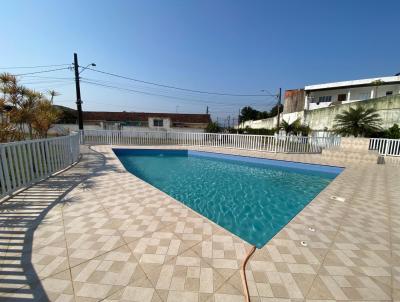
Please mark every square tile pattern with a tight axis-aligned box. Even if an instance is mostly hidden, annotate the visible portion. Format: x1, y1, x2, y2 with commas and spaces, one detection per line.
0, 145, 398, 301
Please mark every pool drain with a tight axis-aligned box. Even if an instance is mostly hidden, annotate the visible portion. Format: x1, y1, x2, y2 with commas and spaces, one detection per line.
330, 196, 345, 202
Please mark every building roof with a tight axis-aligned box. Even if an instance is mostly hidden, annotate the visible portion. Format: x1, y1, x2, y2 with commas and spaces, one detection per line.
82, 111, 211, 124
305, 75, 400, 91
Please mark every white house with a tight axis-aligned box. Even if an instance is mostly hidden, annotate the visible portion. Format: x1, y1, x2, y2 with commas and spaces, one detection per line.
242, 74, 400, 131
304, 75, 400, 110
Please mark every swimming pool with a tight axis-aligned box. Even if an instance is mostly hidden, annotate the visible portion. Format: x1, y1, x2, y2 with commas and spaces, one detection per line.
114, 149, 342, 248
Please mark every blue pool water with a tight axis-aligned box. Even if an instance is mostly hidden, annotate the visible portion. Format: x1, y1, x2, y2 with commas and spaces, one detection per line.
114, 149, 342, 248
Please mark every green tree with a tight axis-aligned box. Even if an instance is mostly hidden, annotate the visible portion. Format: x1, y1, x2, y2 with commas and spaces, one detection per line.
268, 104, 283, 118
239, 106, 259, 123
333, 105, 382, 137
239, 104, 284, 124
385, 124, 400, 139
206, 122, 221, 133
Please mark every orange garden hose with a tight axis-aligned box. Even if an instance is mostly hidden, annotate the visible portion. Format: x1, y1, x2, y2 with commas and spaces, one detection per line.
240, 245, 257, 302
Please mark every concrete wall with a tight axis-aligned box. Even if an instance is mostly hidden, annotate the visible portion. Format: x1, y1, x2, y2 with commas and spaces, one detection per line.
48, 124, 204, 134
241, 111, 303, 129
241, 95, 400, 131
305, 95, 400, 130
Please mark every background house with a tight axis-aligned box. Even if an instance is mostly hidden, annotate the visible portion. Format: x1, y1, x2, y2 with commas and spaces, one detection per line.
82, 111, 211, 131
53, 107, 211, 134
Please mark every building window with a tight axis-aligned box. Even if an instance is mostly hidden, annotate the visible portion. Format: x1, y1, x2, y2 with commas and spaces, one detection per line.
317, 96, 332, 103
338, 94, 347, 102
359, 92, 370, 100
153, 119, 163, 127
386, 91, 393, 96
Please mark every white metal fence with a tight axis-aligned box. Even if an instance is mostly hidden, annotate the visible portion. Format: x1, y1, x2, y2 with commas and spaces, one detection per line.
369, 138, 400, 156
0, 133, 80, 199
82, 130, 341, 154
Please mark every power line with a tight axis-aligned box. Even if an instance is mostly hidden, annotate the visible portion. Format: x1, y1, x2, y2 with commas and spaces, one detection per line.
18, 75, 74, 80
14, 67, 71, 76
19, 80, 74, 85
82, 76, 278, 104
81, 79, 277, 107
81, 76, 276, 106
81, 80, 221, 105
85, 67, 276, 97
0, 64, 71, 70
23, 82, 75, 91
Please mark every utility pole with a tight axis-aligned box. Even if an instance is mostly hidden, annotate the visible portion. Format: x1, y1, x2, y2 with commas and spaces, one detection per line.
73, 53, 84, 131
276, 88, 282, 131
237, 108, 240, 134
206, 106, 209, 114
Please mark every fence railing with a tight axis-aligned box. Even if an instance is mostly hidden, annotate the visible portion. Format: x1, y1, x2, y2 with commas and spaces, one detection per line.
0, 132, 80, 199
82, 130, 341, 154
369, 138, 400, 156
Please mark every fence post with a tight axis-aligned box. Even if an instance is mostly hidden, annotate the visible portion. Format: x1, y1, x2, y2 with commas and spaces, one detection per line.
384, 139, 389, 156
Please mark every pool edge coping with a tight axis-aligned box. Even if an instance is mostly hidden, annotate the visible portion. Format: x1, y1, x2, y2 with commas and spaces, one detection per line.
105, 145, 344, 249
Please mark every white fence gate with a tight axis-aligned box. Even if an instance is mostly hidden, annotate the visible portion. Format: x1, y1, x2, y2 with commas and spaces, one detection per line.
0, 133, 80, 199
81, 130, 341, 154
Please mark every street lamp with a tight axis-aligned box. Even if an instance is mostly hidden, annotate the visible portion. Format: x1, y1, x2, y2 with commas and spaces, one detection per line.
73, 52, 96, 132
79, 63, 96, 74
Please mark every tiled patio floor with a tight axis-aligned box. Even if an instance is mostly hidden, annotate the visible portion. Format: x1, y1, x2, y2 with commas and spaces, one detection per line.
0, 145, 399, 301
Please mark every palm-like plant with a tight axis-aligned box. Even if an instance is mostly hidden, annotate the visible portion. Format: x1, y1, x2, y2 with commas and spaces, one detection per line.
13, 90, 42, 138
0, 73, 17, 100
1, 73, 62, 140
47, 90, 60, 103
333, 105, 382, 137
32, 100, 61, 138
280, 118, 302, 135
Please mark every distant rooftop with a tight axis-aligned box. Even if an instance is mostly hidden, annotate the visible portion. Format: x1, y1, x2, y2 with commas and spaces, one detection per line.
305, 75, 400, 91
82, 111, 211, 124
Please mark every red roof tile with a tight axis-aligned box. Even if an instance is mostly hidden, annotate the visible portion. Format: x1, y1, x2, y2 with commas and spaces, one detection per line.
82, 111, 211, 124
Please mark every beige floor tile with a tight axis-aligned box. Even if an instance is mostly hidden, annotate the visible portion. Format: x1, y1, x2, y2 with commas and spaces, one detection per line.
71, 245, 149, 301
1, 145, 399, 301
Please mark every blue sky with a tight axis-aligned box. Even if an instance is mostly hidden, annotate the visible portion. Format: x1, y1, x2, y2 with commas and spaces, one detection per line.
2, 0, 399, 123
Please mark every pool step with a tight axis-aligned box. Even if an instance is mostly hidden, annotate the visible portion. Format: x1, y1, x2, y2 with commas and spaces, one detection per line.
321, 137, 383, 164
322, 148, 381, 164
